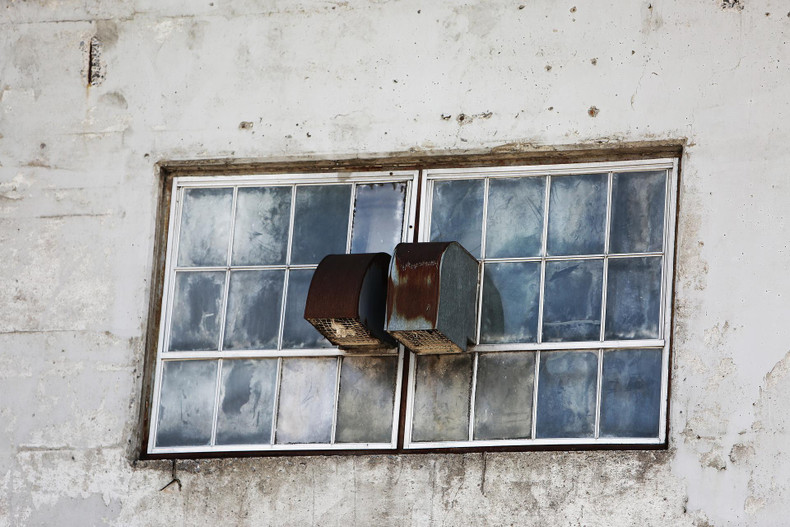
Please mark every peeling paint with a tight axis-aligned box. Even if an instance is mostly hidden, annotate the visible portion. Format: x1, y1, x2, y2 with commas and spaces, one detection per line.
721, 0, 744, 10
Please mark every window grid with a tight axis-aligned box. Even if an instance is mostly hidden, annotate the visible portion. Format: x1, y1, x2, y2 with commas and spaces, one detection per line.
147, 159, 677, 455
405, 158, 677, 449
405, 347, 666, 449
163, 178, 418, 356
421, 169, 668, 349
149, 172, 418, 454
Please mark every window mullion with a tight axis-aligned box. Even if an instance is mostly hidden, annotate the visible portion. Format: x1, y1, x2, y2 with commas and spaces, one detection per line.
600, 172, 614, 342
480, 178, 490, 258
270, 357, 283, 445
216, 187, 238, 352
531, 350, 540, 440
476, 178, 490, 345
345, 183, 356, 254
468, 352, 480, 441
278, 186, 298, 351
403, 352, 418, 448
476, 264, 486, 347
537, 175, 551, 344
594, 348, 603, 439
330, 357, 342, 444
210, 359, 223, 446
392, 348, 407, 448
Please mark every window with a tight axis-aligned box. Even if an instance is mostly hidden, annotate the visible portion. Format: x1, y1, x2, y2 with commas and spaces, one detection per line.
148, 172, 418, 454
405, 160, 676, 448
144, 157, 678, 455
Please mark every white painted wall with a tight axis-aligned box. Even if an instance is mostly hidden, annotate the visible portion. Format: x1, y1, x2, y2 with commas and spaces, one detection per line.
2, 0, 789, 524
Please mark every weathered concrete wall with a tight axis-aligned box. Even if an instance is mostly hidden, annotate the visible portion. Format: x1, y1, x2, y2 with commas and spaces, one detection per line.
2, 0, 790, 525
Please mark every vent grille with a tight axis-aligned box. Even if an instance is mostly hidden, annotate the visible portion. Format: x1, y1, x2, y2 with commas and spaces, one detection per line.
307, 318, 394, 351
388, 329, 463, 354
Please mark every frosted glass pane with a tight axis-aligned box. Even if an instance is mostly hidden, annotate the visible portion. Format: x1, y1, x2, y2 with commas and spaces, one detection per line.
223, 270, 284, 350
281, 269, 332, 349
600, 349, 662, 438
605, 257, 662, 340
536, 351, 597, 438
350, 182, 407, 254
480, 262, 541, 344
177, 188, 233, 267
486, 177, 545, 258
232, 186, 291, 265
474, 352, 534, 440
542, 260, 603, 342
610, 171, 666, 254
430, 179, 484, 258
216, 359, 278, 445
275, 358, 337, 444
290, 185, 351, 264
156, 360, 217, 447
335, 356, 399, 444
547, 173, 607, 255
169, 271, 225, 351
412, 354, 472, 442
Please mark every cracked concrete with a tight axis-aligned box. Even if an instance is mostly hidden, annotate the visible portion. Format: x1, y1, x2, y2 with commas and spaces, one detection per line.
3, 0, 790, 524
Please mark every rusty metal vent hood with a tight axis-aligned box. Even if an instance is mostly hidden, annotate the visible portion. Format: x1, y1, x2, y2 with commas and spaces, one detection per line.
385, 242, 478, 353
304, 252, 396, 351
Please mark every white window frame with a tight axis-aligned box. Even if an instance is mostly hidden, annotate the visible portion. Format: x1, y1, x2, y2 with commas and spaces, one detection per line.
147, 171, 419, 455
145, 157, 679, 456
402, 158, 678, 449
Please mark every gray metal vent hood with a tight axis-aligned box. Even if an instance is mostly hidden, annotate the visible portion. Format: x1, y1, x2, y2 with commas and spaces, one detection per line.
385, 242, 478, 353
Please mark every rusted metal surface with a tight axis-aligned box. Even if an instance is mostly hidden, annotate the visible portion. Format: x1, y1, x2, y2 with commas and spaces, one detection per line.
386, 243, 446, 328
304, 252, 395, 350
386, 242, 479, 353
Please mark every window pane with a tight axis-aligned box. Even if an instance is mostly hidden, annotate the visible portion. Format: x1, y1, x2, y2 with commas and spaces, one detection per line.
216, 359, 278, 445
275, 358, 337, 444
542, 259, 603, 342
335, 356, 399, 444
290, 185, 351, 264
281, 269, 332, 349
350, 182, 407, 254
610, 171, 666, 254
223, 270, 284, 350
231, 186, 291, 265
600, 349, 662, 437
430, 179, 484, 258
605, 257, 662, 340
156, 360, 217, 447
485, 177, 545, 258
547, 173, 607, 256
474, 352, 534, 440
177, 188, 233, 267
412, 354, 472, 442
536, 351, 597, 438
169, 271, 225, 351
480, 262, 541, 344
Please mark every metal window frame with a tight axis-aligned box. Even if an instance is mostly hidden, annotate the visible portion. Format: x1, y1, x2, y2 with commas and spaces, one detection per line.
403, 158, 678, 449
147, 171, 419, 455
139, 149, 682, 458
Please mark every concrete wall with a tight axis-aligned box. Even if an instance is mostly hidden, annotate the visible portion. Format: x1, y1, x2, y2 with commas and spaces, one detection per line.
2, 0, 789, 524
